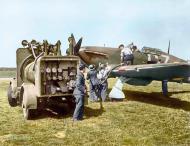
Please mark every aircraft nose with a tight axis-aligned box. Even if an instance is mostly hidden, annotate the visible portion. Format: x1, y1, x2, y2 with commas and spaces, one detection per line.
78, 47, 92, 65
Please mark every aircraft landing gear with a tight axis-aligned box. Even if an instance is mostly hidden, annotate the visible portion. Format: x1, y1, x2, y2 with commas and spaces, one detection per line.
162, 80, 168, 96
109, 77, 127, 100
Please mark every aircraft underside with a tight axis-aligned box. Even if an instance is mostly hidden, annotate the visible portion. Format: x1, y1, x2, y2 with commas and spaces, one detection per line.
108, 76, 190, 99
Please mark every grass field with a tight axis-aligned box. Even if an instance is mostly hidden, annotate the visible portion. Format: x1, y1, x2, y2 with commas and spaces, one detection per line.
0, 71, 16, 78
0, 78, 190, 146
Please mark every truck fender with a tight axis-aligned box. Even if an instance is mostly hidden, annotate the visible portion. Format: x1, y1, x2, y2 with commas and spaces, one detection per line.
21, 83, 37, 109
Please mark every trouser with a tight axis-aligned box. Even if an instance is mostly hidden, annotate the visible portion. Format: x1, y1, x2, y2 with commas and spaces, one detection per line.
123, 60, 133, 65
73, 94, 84, 120
99, 82, 108, 102
123, 54, 134, 65
89, 83, 98, 101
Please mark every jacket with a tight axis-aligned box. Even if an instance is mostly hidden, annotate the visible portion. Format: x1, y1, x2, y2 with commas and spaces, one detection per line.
86, 70, 99, 86
73, 72, 85, 96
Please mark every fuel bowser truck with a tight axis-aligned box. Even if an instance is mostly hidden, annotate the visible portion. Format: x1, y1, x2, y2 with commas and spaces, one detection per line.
7, 39, 81, 120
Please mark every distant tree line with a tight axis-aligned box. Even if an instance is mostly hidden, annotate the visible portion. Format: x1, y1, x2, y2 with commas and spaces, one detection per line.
0, 67, 16, 71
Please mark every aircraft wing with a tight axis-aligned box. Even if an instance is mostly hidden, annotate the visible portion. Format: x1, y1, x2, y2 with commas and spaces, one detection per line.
111, 62, 190, 83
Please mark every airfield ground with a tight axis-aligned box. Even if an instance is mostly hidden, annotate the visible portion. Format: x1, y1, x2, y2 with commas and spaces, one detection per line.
0, 77, 190, 145
0, 70, 15, 78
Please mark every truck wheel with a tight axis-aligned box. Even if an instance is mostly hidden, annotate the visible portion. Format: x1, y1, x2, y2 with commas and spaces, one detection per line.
22, 84, 37, 120
7, 85, 17, 107
23, 105, 36, 120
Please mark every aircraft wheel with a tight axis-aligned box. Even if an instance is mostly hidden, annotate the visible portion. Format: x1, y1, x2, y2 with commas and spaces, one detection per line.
7, 85, 17, 107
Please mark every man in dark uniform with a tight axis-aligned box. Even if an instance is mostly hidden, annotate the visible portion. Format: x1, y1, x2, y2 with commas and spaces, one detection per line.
86, 64, 99, 102
73, 64, 86, 121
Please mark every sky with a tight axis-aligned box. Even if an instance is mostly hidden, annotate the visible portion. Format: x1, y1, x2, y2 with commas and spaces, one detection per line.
0, 0, 190, 67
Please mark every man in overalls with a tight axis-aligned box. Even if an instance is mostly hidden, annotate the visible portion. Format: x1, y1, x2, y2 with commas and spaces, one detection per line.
97, 63, 109, 102
86, 64, 99, 102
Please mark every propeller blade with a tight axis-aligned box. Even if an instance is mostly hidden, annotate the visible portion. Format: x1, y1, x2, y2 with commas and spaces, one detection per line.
74, 37, 83, 55
71, 33, 76, 47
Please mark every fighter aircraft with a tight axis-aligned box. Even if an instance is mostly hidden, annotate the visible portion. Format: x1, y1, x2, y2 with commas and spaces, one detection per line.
71, 35, 190, 99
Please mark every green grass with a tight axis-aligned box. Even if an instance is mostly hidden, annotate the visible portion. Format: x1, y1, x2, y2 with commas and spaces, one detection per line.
0, 71, 16, 78
0, 79, 190, 146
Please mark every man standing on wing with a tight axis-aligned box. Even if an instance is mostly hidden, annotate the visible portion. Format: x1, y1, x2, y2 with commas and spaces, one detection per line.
120, 43, 134, 65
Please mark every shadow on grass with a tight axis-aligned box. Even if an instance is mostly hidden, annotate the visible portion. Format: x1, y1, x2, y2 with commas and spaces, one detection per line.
84, 103, 105, 119
168, 90, 190, 95
32, 102, 104, 120
32, 104, 74, 120
123, 90, 190, 111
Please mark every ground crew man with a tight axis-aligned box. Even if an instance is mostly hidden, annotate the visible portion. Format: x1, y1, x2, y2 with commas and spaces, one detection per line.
120, 43, 134, 65
97, 63, 110, 101
86, 64, 99, 102
66, 35, 74, 55
73, 64, 86, 121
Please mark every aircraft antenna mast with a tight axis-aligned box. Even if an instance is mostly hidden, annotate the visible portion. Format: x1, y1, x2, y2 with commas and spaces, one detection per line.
167, 40, 170, 54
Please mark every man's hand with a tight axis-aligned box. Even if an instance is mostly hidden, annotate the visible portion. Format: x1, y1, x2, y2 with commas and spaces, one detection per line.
84, 85, 87, 93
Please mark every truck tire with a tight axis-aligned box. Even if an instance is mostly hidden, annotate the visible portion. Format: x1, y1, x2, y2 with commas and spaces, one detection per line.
7, 85, 17, 107
23, 105, 36, 120
22, 83, 37, 120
